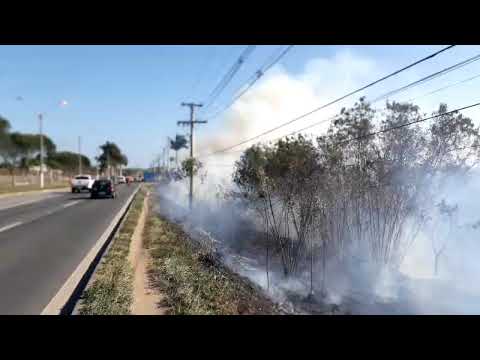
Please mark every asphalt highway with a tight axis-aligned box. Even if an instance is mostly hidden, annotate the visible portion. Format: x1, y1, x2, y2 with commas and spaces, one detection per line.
0, 183, 140, 314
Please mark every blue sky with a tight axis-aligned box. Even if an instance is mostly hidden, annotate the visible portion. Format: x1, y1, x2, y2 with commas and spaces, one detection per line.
1, 45, 480, 168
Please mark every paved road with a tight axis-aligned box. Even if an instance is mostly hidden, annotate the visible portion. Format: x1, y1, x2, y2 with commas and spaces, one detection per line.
0, 184, 140, 314
0, 190, 67, 212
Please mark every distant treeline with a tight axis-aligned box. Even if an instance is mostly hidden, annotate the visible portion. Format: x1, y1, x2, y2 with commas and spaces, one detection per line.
1, 115, 129, 185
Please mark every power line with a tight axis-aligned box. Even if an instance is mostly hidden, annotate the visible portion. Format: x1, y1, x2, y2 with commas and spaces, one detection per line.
196, 46, 241, 110
204, 45, 256, 109
203, 45, 456, 156
371, 52, 480, 103
205, 45, 294, 119
288, 55, 480, 142
203, 47, 480, 158
202, 101, 480, 158
218, 143, 480, 170
337, 102, 480, 145
202, 46, 285, 118
283, 54, 480, 142
202, 45, 257, 111
204, 45, 295, 120
190, 46, 218, 101
405, 73, 480, 103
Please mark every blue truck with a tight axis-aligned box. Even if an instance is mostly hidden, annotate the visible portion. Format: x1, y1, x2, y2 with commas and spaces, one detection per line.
143, 171, 157, 183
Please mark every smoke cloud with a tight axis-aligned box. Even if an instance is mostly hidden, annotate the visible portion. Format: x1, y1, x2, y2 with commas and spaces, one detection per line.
158, 49, 480, 314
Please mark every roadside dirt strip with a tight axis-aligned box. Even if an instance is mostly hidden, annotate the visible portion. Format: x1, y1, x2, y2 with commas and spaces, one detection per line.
41, 186, 140, 315
129, 191, 166, 315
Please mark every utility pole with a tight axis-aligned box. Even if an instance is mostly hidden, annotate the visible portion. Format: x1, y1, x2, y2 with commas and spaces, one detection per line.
107, 152, 111, 179
163, 147, 166, 169
178, 102, 206, 210
38, 113, 45, 189
78, 136, 82, 175
166, 136, 170, 171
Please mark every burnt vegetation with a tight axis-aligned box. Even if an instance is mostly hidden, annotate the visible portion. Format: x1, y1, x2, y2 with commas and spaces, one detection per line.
232, 98, 480, 297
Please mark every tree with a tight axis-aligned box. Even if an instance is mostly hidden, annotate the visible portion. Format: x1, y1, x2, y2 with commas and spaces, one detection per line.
170, 134, 188, 167
0, 116, 12, 164
234, 135, 321, 277
14, 133, 57, 171
2, 132, 28, 186
233, 98, 480, 298
0, 121, 38, 186
312, 100, 480, 268
46, 151, 92, 175
0, 116, 10, 137
181, 157, 202, 178
0, 118, 61, 185
96, 141, 128, 174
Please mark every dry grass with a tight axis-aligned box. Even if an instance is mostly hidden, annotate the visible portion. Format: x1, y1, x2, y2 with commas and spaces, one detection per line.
143, 197, 281, 315
78, 187, 146, 315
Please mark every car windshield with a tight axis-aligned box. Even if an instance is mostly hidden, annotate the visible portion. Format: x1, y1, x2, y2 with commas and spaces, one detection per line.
75, 176, 90, 180
94, 181, 110, 186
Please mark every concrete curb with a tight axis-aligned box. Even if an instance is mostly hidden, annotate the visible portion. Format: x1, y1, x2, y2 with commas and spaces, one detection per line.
70, 191, 139, 315
40, 186, 141, 315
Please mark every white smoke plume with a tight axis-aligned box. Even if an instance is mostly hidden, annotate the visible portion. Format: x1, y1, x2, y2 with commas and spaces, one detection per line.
158, 49, 480, 314
197, 49, 377, 156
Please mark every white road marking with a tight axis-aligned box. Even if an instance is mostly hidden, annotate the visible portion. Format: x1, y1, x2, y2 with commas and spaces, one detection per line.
1, 200, 83, 231
0, 193, 63, 211
0, 221, 23, 233
62, 200, 81, 209
0, 198, 43, 211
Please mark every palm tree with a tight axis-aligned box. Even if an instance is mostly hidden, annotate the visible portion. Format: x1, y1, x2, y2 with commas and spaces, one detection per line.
169, 134, 188, 167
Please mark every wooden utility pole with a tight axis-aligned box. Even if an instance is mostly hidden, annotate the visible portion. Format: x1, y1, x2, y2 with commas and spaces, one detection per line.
178, 102, 206, 210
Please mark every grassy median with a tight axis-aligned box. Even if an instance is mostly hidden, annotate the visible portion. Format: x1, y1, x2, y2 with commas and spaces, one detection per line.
143, 197, 281, 315
78, 187, 146, 315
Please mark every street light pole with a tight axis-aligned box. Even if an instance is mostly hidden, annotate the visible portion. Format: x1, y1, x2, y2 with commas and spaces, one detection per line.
38, 113, 45, 189
78, 136, 82, 175
16, 97, 68, 189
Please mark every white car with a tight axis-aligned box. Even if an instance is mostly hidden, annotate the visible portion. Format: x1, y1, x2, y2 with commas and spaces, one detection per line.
71, 175, 95, 193
117, 176, 126, 184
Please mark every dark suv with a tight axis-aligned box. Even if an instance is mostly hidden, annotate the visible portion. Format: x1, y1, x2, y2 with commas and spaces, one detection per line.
90, 179, 116, 199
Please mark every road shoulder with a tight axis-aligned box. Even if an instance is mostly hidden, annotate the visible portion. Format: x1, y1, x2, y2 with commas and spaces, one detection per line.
130, 189, 166, 315
74, 186, 149, 315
